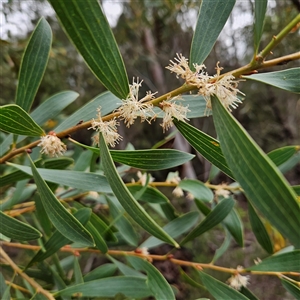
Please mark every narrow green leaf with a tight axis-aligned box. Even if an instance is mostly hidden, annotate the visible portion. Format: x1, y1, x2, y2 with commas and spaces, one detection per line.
56, 276, 151, 298
0, 273, 11, 300
247, 250, 300, 272
0, 105, 44, 136
29, 155, 94, 246
110, 149, 195, 170
223, 208, 244, 247
27, 208, 92, 268
49, 0, 129, 99
0, 169, 31, 188
179, 179, 213, 202
240, 287, 260, 300
15, 17, 52, 112
293, 185, 300, 196
243, 68, 300, 93
71, 139, 194, 170
198, 271, 250, 300
55, 91, 120, 132
211, 230, 232, 263
7, 163, 112, 194
85, 221, 108, 253
190, 0, 236, 66
74, 257, 84, 285
31, 91, 79, 125
174, 119, 234, 178
254, 0, 268, 53
0, 210, 42, 241
181, 197, 235, 245
108, 256, 146, 278
127, 256, 175, 300
267, 145, 299, 167
140, 211, 199, 249
43, 157, 74, 170
248, 203, 273, 254
90, 212, 117, 242
278, 150, 300, 174
281, 278, 300, 299
83, 264, 117, 282
106, 196, 138, 246
99, 133, 179, 248
212, 95, 300, 248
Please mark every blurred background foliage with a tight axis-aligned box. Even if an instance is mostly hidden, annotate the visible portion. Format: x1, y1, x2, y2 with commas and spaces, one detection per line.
0, 1, 299, 299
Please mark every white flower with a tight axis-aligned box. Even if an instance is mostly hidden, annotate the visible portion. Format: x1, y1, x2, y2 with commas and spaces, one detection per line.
167, 55, 244, 113
118, 78, 156, 127
172, 186, 184, 197
89, 107, 122, 147
215, 188, 231, 199
160, 98, 190, 132
38, 132, 66, 157
135, 247, 149, 256
137, 171, 154, 186
166, 171, 181, 184
227, 274, 249, 290
227, 266, 249, 290
186, 192, 195, 201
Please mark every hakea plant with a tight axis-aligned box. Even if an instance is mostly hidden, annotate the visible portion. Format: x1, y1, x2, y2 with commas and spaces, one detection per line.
0, 1, 299, 300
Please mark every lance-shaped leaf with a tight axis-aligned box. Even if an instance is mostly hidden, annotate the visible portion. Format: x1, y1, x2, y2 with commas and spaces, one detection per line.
15, 17, 52, 112
267, 145, 300, 167
55, 91, 120, 132
281, 279, 300, 299
99, 133, 179, 248
55, 276, 152, 298
27, 208, 92, 268
174, 119, 234, 178
211, 95, 300, 248
140, 211, 199, 249
127, 256, 175, 300
190, 0, 236, 66
70, 139, 194, 170
49, 0, 129, 99
181, 197, 235, 245
253, 0, 268, 53
83, 264, 117, 282
0, 210, 42, 241
198, 271, 249, 300
247, 250, 300, 272
248, 202, 273, 254
7, 163, 112, 194
0, 105, 44, 136
29, 155, 94, 247
243, 68, 300, 93
179, 179, 213, 202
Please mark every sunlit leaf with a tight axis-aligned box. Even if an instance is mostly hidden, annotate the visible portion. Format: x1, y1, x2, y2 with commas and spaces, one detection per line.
99, 133, 179, 248
49, 0, 129, 99
190, 0, 236, 66
127, 256, 175, 300
0, 105, 44, 136
0, 210, 42, 241
15, 17, 52, 112
212, 95, 299, 248
243, 68, 300, 93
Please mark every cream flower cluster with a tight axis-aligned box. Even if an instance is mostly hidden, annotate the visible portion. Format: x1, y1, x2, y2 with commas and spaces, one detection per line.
160, 97, 190, 132
88, 107, 122, 147
117, 78, 156, 127
227, 266, 250, 290
167, 53, 244, 112
38, 132, 66, 157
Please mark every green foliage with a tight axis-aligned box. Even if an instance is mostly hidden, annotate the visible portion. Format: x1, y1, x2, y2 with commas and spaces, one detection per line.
1, 1, 299, 299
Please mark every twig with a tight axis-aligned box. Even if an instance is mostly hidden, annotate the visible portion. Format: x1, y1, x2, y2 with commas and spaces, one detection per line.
0, 246, 56, 300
